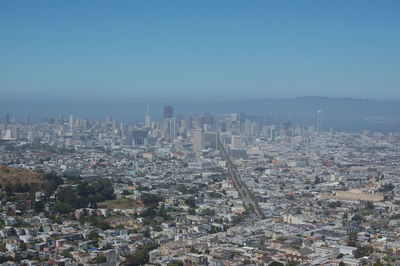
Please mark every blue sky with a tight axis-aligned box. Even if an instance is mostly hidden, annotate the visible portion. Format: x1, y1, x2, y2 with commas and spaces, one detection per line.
1, 0, 399, 101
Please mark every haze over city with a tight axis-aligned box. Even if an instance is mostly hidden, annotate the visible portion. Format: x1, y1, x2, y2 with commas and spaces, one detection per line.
1, 1, 400, 266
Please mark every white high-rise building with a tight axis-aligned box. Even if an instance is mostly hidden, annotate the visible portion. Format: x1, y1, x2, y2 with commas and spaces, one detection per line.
316, 110, 322, 132
161, 118, 176, 142
231, 113, 238, 122
244, 118, 251, 136
168, 118, 176, 141
28, 130, 35, 142
231, 135, 242, 149
69, 115, 75, 129
4, 129, 12, 139
144, 105, 151, 128
192, 129, 205, 152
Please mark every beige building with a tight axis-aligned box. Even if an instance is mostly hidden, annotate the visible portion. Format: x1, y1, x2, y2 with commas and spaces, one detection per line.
331, 189, 383, 202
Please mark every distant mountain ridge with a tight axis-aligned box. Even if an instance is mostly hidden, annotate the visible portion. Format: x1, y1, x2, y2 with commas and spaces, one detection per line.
221, 96, 400, 132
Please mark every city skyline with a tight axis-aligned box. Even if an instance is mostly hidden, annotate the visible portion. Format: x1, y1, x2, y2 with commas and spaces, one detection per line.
1, 97, 399, 265
2, 95, 400, 133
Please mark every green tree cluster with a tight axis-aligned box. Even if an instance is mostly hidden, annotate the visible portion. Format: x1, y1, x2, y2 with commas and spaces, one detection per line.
51, 202, 74, 214
167, 260, 183, 266
185, 197, 196, 208
79, 216, 111, 230
56, 179, 115, 210
355, 245, 374, 258
43, 171, 63, 195
95, 255, 107, 263
141, 193, 162, 207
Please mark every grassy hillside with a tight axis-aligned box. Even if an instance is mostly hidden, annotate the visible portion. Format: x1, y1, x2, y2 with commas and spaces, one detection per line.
0, 166, 44, 186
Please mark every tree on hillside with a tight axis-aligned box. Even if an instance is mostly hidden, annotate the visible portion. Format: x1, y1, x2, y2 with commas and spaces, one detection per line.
52, 202, 74, 214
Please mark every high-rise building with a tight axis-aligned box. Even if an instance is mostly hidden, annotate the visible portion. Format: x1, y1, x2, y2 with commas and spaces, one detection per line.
185, 115, 193, 131
112, 119, 118, 130
163, 105, 173, 119
4, 113, 10, 124
316, 110, 322, 132
201, 113, 214, 131
231, 113, 238, 122
28, 130, 35, 142
231, 135, 242, 149
131, 129, 148, 146
4, 113, 10, 129
244, 118, 251, 136
270, 127, 277, 142
4, 129, 12, 139
205, 132, 218, 149
161, 117, 176, 142
251, 121, 260, 136
168, 118, 176, 141
58, 115, 65, 125
120, 122, 127, 137
24, 116, 31, 125
69, 115, 75, 129
144, 105, 151, 128
13, 127, 20, 140
192, 129, 205, 152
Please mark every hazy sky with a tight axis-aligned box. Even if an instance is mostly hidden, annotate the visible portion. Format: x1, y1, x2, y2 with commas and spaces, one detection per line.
1, 0, 399, 101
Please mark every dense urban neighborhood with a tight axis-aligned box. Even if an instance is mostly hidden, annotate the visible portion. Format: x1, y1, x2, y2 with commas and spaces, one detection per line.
1, 109, 400, 266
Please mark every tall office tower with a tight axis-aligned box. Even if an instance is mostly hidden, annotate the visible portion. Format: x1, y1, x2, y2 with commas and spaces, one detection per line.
295, 126, 302, 136
28, 130, 35, 142
261, 126, 269, 137
168, 118, 177, 141
81, 118, 89, 130
160, 118, 168, 136
69, 115, 75, 129
163, 105, 173, 119
231, 135, 242, 149
201, 113, 215, 131
244, 118, 252, 136
4, 113, 10, 129
112, 119, 118, 130
316, 110, 322, 132
205, 132, 218, 149
4, 130, 12, 139
270, 127, 277, 142
24, 116, 31, 125
195, 116, 203, 129
178, 119, 186, 134
161, 118, 176, 142
185, 115, 193, 131
231, 113, 238, 122
58, 115, 65, 125
192, 129, 205, 152
13, 127, 20, 140
120, 122, 127, 137
251, 121, 260, 136
144, 105, 151, 128
216, 120, 224, 133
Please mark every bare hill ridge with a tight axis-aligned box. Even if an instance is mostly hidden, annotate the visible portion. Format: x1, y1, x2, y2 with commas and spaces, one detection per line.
0, 166, 44, 186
